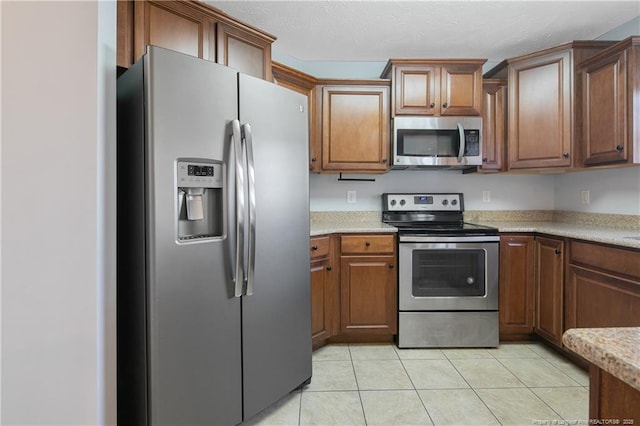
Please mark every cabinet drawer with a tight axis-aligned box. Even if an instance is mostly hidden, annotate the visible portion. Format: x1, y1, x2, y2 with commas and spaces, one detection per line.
341, 234, 395, 255
310, 236, 331, 260
570, 240, 640, 281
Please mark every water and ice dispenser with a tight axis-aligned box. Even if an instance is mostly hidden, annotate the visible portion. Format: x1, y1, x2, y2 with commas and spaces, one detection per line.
177, 159, 223, 241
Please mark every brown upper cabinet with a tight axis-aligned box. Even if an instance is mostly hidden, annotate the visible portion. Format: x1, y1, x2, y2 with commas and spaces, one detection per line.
498, 41, 615, 170
579, 36, 640, 167
117, 0, 275, 80
381, 59, 486, 117
315, 80, 391, 173
480, 79, 508, 172
272, 62, 320, 172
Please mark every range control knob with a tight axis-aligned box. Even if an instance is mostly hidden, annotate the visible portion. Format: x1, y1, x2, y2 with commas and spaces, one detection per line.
451, 199, 458, 206
390, 199, 397, 206
442, 199, 449, 206
399, 199, 406, 206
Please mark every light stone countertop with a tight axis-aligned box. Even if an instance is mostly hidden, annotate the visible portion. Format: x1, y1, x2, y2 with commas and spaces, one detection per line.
473, 221, 640, 250
310, 210, 640, 249
563, 327, 640, 392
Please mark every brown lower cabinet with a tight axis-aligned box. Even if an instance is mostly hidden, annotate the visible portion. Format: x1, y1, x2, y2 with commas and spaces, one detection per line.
565, 240, 640, 330
589, 366, 640, 423
309, 235, 339, 349
534, 236, 565, 346
499, 234, 535, 339
309, 233, 397, 349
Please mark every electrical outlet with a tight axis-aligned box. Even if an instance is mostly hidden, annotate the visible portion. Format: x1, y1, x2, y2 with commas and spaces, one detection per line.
581, 190, 590, 204
347, 190, 357, 204
482, 191, 491, 203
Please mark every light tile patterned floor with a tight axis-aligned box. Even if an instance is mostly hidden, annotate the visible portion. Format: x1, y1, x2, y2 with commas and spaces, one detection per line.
242, 342, 589, 426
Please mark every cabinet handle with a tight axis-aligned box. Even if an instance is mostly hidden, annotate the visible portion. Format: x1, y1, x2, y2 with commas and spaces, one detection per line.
555, 248, 561, 255
562, 152, 570, 159
442, 102, 448, 108
389, 264, 395, 269
365, 241, 371, 247
326, 266, 332, 271
616, 145, 624, 152
381, 158, 388, 163
311, 245, 318, 251
429, 102, 435, 108
311, 157, 317, 162
482, 157, 488, 162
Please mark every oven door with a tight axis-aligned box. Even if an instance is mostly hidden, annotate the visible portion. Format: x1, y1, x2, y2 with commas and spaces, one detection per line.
398, 236, 499, 311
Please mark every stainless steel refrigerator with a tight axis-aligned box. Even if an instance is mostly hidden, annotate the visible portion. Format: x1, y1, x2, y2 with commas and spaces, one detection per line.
117, 46, 312, 425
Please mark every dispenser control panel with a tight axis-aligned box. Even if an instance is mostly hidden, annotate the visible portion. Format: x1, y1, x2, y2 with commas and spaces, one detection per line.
177, 161, 222, 188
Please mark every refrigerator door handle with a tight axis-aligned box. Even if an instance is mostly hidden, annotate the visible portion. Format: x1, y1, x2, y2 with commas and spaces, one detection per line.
231, 119, 245, 297
242, 123, 256, 296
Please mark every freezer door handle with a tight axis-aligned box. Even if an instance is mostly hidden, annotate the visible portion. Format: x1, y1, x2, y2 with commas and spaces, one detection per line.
231, 119, 245, 297
242, 123, 256, 296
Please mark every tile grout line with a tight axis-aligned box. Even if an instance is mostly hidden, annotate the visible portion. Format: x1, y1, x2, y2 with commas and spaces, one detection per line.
394, 346, 437, 426
347, 344, 369, 425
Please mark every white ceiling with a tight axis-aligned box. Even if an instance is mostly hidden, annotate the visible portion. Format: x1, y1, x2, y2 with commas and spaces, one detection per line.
206, 0, 639, 64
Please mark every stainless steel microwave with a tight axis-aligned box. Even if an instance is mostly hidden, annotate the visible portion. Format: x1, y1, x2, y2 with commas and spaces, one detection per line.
392, 116, 482, 169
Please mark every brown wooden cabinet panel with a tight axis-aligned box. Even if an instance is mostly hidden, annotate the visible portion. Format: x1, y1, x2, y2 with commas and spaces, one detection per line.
340, 255, 397, 335
216, 22, 272, 80
392, 65, 438, 115
118, 0, 275, 80
480, 79, 507, 172
310, 235, 339, 349
320, 83, 390, 173
382, 60, 485, 117
534, 236, 565, 346
509, 51, 572, 169
271, 62, 319, 171
506, 41, 615, 170
133, 1, 213, 64
566, 266, 640, 329
589, 366, 640, 422
499, 235, 535, 337
440, 63, 484, 116
581, 37, 640, 166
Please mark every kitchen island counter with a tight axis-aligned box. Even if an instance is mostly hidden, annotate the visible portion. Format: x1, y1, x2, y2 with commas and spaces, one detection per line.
563, 327, 640, 422
563, 327, 640, 392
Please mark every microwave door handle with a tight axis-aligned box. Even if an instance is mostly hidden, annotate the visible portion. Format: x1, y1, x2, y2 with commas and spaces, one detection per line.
457, 122, 465, 162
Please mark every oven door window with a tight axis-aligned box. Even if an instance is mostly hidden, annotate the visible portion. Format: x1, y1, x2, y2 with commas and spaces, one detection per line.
411, 249, 485, 297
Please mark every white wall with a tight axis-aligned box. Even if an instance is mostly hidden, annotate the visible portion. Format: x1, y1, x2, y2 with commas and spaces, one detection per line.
554, 167, 640, 215
310, 171, 556, 211
1, 1, 116, 424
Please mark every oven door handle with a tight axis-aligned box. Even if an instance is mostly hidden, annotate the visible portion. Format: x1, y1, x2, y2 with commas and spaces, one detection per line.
399, 235, 500, 243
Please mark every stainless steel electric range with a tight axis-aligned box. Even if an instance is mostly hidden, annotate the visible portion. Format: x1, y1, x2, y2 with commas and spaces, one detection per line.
382, 193, 500, 348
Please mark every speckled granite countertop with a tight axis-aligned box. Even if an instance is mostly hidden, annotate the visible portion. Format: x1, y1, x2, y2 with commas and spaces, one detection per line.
563, 327, 640, 391
309, 210, 640, 249
474, 221, 640, 249
310, 211, 397, 236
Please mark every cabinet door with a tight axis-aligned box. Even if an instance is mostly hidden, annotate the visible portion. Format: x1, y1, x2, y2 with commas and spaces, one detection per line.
582, 49, 628, 165
499, 235, 535, 337
311, 259, 333, 347
480, 80, 507, 172
509, 51, 572, 169
440, 63, 483, 116
133, 0, 214, 63
321, 86, 390, 172
340, 255, 397, 334
216, 22, 272, 81
393, 65, 438, 116
566, 267, 640, 329
535, 237, 565, 346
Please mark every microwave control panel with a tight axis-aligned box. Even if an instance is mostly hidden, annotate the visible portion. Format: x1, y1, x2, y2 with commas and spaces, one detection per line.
383, 193, 463, 212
